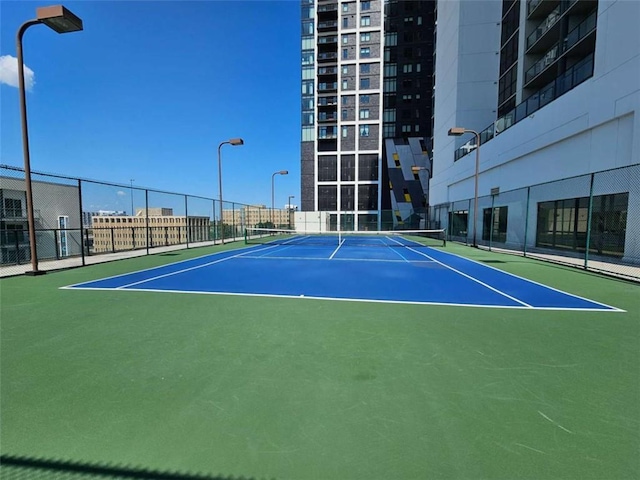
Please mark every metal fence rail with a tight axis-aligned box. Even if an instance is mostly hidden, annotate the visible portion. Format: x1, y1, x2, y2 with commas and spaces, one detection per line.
430, 164, 640, 281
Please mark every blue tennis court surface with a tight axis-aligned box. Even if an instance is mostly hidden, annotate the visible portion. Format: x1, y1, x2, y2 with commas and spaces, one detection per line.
64, 238, 622, 312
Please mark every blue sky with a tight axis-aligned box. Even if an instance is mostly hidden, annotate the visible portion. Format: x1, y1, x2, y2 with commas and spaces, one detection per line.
0, 0, 301, 211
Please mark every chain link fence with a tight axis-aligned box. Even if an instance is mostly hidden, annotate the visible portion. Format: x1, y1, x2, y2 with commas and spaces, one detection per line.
0, 165, 281, 277
430, 164, 640, 281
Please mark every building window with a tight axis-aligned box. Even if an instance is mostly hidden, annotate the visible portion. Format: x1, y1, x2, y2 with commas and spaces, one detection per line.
360, 32, 371, 42
385, 32, 397, 47
343, 17, 349, 28
360, 63, 371, 74
360, 94, 370, 103
341, 155, 356, 181
361, 1, 371, 11
342, 80, 348, 89
318, 186, 338, 211
341, 95, 349, 105
536, 193, 628, 257
361, 16, 371, 26
403, 64, 413, 73
360, 77, 370, 88
358, 154, 378, 181
359, 108, 370, 119
342, 126, 348, 138
483, 207, 508, 243
360, 125, 370, 137
342, 65, 349, 74
342, 48, 349, 59
358, 184, 378, 210
342, 109, 348, 120
318, 155, 338, 182
360, 47, 371, 58
343, 3, 349, 12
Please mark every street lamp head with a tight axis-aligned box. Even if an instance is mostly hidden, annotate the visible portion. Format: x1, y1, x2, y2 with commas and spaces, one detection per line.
228, 138, 244, 146
279, 170, 289, 175
36, 5, 83, 33
448, 127, 466, 136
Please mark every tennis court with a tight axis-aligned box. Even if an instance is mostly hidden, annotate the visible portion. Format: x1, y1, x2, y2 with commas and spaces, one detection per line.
64, 230, 621, 312
1, 239, 639, 480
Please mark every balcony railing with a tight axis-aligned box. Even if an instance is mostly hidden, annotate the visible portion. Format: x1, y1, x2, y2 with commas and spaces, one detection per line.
454, 53, 594, 162
318, 52, 338, 62
318, 35, 338, 44
318, 20, 338, 30
318, 82, 337, 92
525, 44, 559, 83
527, 5, 561, 50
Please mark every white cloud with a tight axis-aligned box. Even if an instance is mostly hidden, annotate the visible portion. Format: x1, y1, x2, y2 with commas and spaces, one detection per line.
0, 55, 35, 91
116, 190, 127, 197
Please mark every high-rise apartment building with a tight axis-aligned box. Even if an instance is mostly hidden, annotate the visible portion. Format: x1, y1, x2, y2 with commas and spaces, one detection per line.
301, 0, 436, 231
430, 0, 639, 263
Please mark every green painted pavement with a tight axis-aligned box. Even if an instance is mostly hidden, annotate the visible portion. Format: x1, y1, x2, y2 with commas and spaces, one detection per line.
1, 243, 638, 479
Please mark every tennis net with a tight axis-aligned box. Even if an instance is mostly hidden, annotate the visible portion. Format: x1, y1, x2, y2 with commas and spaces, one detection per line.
244, 228, 446, 248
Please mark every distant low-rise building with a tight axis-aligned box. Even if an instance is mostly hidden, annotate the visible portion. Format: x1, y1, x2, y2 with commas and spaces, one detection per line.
91, 208, 210, 253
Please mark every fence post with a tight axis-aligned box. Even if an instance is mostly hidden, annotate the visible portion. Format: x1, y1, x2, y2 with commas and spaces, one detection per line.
489, 195, 495, 251
523, 187, 531, 257
584, 173, 595, 269
110, 227, 115, 253
184, 195, 189, 249
85, 229, 91, 256
468, 198, 472, 246
145, 190, 150, 255
77, 179, 86, 266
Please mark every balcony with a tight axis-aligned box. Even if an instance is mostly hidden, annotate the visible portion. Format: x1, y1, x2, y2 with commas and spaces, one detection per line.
318, 35, 338, 45
317, 96, 338, 106
526, 0, 594, 53
318, 82, 338, 93
527, 0, 560, 19
526, 5, 562, 52
318, 20, 338, 32
318, 112, 338, 122
318, 52, 338, 63
524, 10, 596, 88
317, 3, 338, 13
318, 66, 337, 75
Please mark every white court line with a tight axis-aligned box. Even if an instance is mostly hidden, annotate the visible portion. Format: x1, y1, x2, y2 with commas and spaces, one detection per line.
386, 237, 412, 262
63, 286, 624, 311
393, 240, 534, 308
113, 245, 279, 289
60, 243, 268, 289
329, 239, 345, 260
428, 248, 626, 312
235, 255, 435, 263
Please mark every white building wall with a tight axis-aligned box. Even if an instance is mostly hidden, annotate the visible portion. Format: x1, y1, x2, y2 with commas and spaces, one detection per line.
431, 0, 639, 261
432, 0, 502, 171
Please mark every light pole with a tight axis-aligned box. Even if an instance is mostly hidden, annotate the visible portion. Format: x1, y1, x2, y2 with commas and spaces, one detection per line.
287, 195, 295, 229
17, 5, 83, 275
271, 170, 288, 227
217, 138, 244, 244
448, 127, 481, 247
130, 179, 135, 216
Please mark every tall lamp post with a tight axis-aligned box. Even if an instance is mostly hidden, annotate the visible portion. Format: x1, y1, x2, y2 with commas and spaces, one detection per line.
17, 5, 83, 275
287, 195, 295, 229
217, 138, 244, 244
448, 127, 481, 247
271, 170, 288, 227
